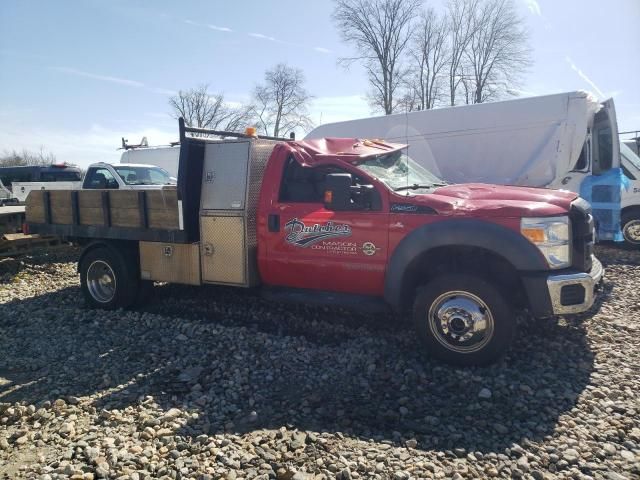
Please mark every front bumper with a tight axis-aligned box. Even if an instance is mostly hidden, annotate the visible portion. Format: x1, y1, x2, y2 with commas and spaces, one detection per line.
546, 255, 604, 315
522, 255, 604, 318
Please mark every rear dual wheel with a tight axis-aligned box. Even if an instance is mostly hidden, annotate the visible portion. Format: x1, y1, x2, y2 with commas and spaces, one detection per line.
413, 274, 515, 366
80, 246, 147, 309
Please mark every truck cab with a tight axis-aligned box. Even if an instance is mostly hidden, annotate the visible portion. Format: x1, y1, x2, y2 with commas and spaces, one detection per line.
25, 121, 604, 366
82, 163, 176, 190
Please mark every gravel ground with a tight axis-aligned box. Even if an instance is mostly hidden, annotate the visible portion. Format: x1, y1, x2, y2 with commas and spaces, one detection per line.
0, 246, 639, 480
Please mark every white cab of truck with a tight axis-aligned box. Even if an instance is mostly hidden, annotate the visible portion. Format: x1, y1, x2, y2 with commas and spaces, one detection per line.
306, 91, 632, 243
82, 163, 176, 190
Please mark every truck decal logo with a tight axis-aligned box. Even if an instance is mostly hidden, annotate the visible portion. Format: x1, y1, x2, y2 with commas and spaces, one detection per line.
390, 203, 438, 214
361, 242, 380, 256
285, 218, 352, 247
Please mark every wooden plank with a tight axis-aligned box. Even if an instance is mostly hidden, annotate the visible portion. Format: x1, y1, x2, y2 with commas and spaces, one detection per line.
111, 208, 141, 228
78, 190, 103, 208
49, 191, 73, 224
28, 222, 189, 243
79, 207, 104, 226
49, 190, 72, 206
25, 191, 45, 223
109, 190, 139, 208
148, 209, 179, 229
51, 205, 73, 224
146, 190, 178, 210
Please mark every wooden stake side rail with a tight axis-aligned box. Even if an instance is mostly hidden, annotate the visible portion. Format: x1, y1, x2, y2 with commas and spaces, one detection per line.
25, 188, 188, 243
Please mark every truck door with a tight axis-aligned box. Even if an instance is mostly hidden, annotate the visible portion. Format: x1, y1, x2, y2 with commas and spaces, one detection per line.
83, 167, 120, 189
264, 157, 389, 296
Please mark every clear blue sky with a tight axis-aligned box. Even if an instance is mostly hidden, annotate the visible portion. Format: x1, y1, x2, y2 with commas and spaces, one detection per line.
1, 0, 639, 166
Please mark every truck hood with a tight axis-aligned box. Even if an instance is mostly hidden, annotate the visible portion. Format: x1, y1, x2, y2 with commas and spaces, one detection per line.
405, 183, 578, 217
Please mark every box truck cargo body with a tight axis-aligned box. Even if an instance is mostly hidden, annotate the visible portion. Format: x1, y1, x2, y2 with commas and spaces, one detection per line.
306, 92, 629, 243
120, 145, 180, 178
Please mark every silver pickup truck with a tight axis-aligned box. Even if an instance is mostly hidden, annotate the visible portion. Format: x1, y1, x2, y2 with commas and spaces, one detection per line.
13, 163, 176, 202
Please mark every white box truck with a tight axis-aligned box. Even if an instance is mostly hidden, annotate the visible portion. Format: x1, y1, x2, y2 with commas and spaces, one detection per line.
306, 92, 639, 245
120, 145, 180, 178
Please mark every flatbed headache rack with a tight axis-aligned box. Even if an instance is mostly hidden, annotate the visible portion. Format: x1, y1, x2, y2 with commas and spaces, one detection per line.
25, 119, 293, 246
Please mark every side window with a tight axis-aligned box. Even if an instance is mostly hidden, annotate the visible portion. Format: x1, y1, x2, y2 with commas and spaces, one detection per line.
149, 169, 167, 184
279, 157, 380, 211
594, 126, 613, 174
85, 168, 119, 189
573, 142, 589, 171
41, 171, 82, 181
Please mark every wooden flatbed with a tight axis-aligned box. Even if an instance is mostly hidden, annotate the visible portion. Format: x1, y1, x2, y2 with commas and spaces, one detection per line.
26, 188, 188, 243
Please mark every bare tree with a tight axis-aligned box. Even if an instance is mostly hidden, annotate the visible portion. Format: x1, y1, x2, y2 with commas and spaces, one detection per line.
168, 85, 253, 132
333, 0, 422, 115
465, 0, 531, 104
404, 8, 450, 111
0, 147, 56, 167
252, 64, 313, 138
446, 0, 480, 106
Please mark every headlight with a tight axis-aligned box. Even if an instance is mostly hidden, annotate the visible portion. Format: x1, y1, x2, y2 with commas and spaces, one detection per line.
521, 216, 571, 269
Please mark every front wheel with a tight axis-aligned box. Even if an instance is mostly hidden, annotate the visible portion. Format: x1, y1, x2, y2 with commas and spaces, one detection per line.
621, 212, 640, 249
413, 274, 515, 366
80, 246, 140, 309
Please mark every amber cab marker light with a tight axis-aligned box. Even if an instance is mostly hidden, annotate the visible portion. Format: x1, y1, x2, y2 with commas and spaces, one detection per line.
245, 127, 257, 137
324, 190, 333, 204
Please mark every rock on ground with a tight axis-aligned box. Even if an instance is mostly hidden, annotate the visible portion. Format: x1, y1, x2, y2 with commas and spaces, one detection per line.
0, 245, 639, 479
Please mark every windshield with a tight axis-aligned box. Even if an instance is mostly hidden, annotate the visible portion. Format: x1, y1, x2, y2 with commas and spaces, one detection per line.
621, 142, 640, 171
356, 150, 445, 191
114, 166, 175, 185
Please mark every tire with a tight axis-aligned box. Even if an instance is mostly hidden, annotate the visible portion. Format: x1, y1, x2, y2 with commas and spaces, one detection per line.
413, 273, 515, 366
621, 212, 640, 249
79, 246, 140, 309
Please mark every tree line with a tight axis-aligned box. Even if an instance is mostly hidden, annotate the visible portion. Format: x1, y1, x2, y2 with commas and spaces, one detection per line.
334, 0, 532, 114
0, 148, 57, 167
169, 63, 313, 139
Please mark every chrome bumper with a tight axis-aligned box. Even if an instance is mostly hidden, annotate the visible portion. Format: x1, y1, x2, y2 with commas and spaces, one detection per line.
546, 256, 604, 315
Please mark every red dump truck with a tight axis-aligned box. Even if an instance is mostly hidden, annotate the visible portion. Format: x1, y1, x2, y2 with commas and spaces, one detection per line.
25, 119, 603, 365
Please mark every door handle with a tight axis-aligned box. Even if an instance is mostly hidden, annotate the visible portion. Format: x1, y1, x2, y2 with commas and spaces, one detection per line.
561, 176, 571, 185
268, 214, 280, 232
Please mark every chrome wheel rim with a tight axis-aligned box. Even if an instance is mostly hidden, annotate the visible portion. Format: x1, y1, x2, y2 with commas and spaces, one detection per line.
87, 260, 116, 303
428, 291, 494, 353
623, 220, 640, 244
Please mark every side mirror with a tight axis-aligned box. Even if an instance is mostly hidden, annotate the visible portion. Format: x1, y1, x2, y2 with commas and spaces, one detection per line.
324, 173, 353, 211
